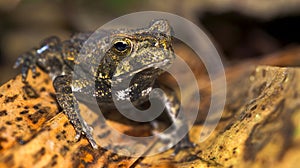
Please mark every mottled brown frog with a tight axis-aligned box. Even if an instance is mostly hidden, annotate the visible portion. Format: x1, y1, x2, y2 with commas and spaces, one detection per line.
14, 19, 193, 153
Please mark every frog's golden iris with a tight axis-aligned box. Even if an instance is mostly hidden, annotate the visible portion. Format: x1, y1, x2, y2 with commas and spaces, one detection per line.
112, 38, 132, 56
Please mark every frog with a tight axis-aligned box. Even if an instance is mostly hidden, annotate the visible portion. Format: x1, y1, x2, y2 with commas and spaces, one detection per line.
14, 19, 193, 153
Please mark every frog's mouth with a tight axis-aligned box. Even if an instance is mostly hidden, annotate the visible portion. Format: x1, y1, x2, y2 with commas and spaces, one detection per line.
131, 59, 172, 74
113, 58, 173, 82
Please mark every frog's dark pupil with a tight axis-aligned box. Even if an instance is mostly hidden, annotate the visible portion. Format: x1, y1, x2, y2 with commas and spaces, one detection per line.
114, 41, 128, 52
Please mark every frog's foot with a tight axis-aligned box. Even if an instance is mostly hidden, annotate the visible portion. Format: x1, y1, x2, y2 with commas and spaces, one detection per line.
72, 117, 98, 149
82, 120, 98, 149
173, 134, 195, 154
14, 51, 38, 82
152, 123, 194, 154
153, 131, 177, 153
74, 119, 99, 149
155, 131, 195, 154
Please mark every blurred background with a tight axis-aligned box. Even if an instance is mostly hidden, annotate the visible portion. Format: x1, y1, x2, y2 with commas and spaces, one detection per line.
1, 0, 300, 84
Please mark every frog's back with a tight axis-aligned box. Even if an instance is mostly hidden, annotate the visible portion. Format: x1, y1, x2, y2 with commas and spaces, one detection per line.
60, 32, 93, 69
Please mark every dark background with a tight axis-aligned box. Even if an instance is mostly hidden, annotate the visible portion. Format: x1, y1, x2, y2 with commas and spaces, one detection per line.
1, 0, 300, 84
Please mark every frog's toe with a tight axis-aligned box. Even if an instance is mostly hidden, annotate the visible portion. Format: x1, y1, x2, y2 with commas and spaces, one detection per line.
83, 129, 98, 149
155, 128, 194, 154
74, 132, 81, 142
73, 128, 98, 149
173, 135, 195, 154
14, 52, 37, 82
86, 134, 98, 149
155, 132, 177, 152
81, 122, 98, 149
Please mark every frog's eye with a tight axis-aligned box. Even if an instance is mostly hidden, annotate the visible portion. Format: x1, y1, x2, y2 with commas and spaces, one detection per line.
112, 38, 132, 55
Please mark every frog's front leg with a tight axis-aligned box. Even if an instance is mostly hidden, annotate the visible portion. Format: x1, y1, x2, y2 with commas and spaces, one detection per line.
153, 83, 194, 153
53, 75, 98, 149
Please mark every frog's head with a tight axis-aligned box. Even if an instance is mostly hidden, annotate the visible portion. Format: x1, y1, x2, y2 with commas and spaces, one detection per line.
99, 19, 175, 84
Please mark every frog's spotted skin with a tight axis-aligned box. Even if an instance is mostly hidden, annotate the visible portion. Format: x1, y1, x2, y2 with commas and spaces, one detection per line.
14, 20, 193, 151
